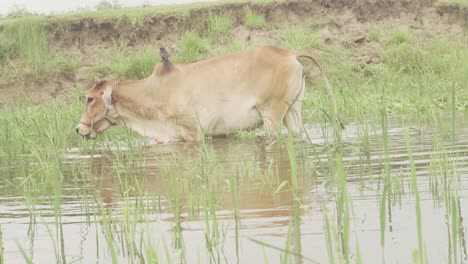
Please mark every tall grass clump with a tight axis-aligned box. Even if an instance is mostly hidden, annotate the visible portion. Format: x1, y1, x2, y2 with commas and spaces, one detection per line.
2, 16, 48, 64
381, 43, 425, 74
94, 42, 158, 79
177, 31, 210, 62
2, 17, 49, 79
121, 47, 158, 79
0, 17, 82, 83
279, 27, 320, 51
207, 13, 232, 36
0, 37, 16, 61
406, 132, 427, 264
390, 27, 410, 45
308, 17, 340, 30
244, 8, 266, 29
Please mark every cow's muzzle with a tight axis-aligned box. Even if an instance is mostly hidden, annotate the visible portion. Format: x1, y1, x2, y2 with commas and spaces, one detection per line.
75, 123, 97, 140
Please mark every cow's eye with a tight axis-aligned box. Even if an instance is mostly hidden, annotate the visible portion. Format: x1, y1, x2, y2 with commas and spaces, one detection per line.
87, 97, 94, 103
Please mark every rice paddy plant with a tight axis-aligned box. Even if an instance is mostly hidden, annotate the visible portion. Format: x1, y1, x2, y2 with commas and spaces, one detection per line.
335, 155, 350, 263
286, 133, 299, 193
143, 223, 159, 263
406, 132, 427, 264
0, 227, 4, 264
119, 182, 143, 260
451, 83, 456, 143
229, 166, 240, 223
100, 204, 119, 264
322, 202, 336, 264
244, 8, 266, 29
43, 218, 62, 263
16, 241, 33, 264
160, 166, 186, 260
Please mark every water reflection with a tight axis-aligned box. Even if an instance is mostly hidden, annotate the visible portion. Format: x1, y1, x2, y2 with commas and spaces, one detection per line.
85, 138, 311, 220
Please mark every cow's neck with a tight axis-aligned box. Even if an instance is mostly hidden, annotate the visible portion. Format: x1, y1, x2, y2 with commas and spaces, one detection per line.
112, 78, 159, 119
111, 77, 177, 141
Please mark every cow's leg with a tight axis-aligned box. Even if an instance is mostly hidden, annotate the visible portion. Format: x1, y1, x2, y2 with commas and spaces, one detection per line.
284, 102, 303, 136
174, 115, 201, 142
257, 104, 288, 138
283, 78, 305, 136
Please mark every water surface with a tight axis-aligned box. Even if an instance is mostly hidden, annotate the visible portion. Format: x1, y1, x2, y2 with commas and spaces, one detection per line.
1, 114, 467, 263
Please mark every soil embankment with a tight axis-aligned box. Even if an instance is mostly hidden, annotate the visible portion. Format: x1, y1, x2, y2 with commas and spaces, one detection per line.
0, 0, 466, 105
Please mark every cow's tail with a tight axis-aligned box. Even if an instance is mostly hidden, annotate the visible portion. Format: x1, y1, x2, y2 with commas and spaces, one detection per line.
295, 51, 343, 129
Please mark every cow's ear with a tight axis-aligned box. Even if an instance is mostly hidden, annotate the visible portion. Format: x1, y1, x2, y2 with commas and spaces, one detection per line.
102, 87, 113, 109
95, 77, 100, 84
160, 48, 169, 61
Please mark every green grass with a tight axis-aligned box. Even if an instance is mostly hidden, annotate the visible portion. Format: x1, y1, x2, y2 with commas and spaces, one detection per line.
244, 8, 266, 29
437, 0, 468, 7
278, 27, 320, 50
94, 42, 158, 79
176, 31, 211, 62
389, 27, 410, 45
368, 28, 381, 42
308, 17, 340, 30
0, 16, 82, 84
207, 13, 233, 37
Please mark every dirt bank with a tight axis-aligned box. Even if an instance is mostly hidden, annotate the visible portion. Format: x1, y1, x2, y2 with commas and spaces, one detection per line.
0, 0, 466, 106
47, 0, 466, 48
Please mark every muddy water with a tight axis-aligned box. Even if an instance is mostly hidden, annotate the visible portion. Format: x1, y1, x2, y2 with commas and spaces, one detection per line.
1, 114, 467, 263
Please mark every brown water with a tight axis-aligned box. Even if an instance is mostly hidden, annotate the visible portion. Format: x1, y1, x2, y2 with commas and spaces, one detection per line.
1, 114, 468, 263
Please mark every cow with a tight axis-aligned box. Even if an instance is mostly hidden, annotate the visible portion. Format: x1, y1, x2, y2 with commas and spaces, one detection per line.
75, 45, 338, 142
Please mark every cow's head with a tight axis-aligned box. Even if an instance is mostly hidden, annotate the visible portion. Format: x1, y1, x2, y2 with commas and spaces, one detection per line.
75, 78, 118, 139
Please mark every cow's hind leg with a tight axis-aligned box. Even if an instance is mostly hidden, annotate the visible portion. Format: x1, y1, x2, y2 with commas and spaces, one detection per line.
256, 104, 288, 138
174, 114, 202, 142
284, 101, 303, 136
283, 76, 305, 137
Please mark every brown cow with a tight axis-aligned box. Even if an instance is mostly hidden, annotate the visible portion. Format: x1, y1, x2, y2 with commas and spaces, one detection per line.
75, 46, 337, 142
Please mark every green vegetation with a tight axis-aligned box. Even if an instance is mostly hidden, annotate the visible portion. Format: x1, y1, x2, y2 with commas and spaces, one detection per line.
206, 13, 233, 36
176, 31, 210, 62
244, 8, 266, 29
437, 0, 468, 8
94, 41, 157, 79
308, 17, 340, 30
389, 27, 410, 45
0, 1, 467, 263
0, 16, 81, 84
278, 27, 320, 50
